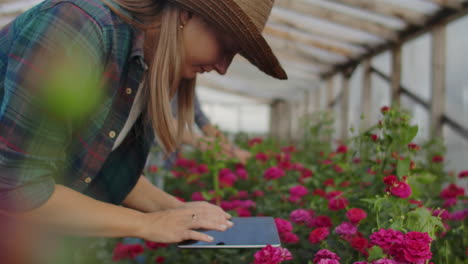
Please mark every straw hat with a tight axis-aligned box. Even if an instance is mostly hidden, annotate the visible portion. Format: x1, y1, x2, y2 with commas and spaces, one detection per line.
168, 0, 288, 80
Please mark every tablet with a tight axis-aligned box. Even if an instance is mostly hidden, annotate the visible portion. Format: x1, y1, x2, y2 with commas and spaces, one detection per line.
178, 217, 281, 248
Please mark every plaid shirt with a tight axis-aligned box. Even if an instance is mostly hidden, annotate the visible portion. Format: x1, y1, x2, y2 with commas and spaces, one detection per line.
0, 0, 153, 211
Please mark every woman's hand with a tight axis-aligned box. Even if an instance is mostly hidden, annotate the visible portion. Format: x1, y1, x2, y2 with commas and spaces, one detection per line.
232, 148, 252, 164
137, 202, 232, 243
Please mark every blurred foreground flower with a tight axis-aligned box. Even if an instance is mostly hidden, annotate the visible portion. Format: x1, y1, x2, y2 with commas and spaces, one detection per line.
252, 245, 292, 264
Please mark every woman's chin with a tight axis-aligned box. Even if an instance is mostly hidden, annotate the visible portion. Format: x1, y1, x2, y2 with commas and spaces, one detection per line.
181, 70, 198, 80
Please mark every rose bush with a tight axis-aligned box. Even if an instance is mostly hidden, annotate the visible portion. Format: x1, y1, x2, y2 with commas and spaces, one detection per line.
100, 108, 466, 264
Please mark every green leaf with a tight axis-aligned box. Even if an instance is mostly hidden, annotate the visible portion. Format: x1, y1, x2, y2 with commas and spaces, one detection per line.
368, 246, 384, 261
416, 172, 437, 184
401, 125, 419, 145
397, 158, 411, 178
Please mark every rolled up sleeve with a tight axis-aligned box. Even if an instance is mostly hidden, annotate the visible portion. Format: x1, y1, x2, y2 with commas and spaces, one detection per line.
0, 3, 106, 212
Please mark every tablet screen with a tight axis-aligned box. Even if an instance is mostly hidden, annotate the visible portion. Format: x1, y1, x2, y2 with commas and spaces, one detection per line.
178, 217, 281, 248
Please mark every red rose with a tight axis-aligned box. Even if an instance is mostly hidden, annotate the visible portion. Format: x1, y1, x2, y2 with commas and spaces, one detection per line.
328, 197, 349, 211
309, 215, 333, 228
346, 208, 367, 224
402, 240, 432, 263
389, 181, 412, 199
112, 243, 145, 261
440, 183, 465, 199
336, 145, 348, 153
381, 106, 390, 114
145, 241, 168, 250
351, 236, 369, 251
280, 232, 299, 244
155, 256, 165, 263
313, 189, 327, 197
308, 227, 329, 244
384, 175, 398, 186
255, 152, 268, 163
324, 179, 335, 187
459, 170, 468, 178
432, 155, 444, 163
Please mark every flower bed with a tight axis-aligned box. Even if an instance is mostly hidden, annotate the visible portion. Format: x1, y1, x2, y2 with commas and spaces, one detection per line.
114, 107, 467, 264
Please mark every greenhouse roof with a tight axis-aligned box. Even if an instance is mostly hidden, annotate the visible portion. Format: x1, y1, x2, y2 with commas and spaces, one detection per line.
1, 0, 468, 101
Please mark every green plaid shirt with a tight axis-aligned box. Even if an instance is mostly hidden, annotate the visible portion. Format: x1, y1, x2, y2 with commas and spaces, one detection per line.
0, 0, 154, 212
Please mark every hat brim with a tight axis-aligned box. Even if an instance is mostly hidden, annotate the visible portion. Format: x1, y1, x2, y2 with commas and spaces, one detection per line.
170, 0, 288, 80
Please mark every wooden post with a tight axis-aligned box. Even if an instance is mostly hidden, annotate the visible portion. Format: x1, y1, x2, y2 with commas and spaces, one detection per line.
315, 87, 321, 112
362, 59, 372, 129
341, 70, 353, 141
327, 77, 335, 110
270, 99, 292, 142
391, 45, 402, 106
431, 25, 447, 137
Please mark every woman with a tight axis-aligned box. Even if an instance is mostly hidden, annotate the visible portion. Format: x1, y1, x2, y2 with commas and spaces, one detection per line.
0, 0, 286, 248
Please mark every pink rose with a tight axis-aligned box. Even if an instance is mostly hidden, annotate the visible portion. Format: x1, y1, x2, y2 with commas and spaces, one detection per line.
255, 152, 268, 162
236, 168, 248, 180
264, 167, 285, 180
308, 227, 330, 244
195, 164, 209, 174
290, 209, 312, 224
404, 231, 432, 244
450, 209, 468, 221
235, 207, 251, 217
443, 198, 457, 208
389, 181, 412, 199
288, 195, 301, 203
253, 245, 292, 264
402, 240, 432, 263
317, 260, 340, 264
274, 218, 293, 234
370, 229, 404, 251
328, 197, 349, 211
290, 185, 308, 197
432, 209, 450, 220
372, 259, 396, 264
313, 249, 340, 264
280, 232, 299, 244
346, 208, 367, 224
191, 192, 205, 201
334, 222, 357, 236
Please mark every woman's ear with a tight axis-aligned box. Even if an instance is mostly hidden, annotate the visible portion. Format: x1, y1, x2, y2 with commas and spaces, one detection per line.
179, 10, 193, 26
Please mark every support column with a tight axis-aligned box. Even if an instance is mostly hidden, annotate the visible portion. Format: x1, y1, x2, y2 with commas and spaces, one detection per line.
341, 73, 351, 140
270, 99, 292, 142
362, 59, 373, 129
431, 25, 447, 137
391, 45, 402, 106
327, 77, 334, 110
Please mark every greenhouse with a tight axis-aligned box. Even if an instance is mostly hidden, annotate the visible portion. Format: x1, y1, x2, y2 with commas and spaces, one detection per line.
0, 0, 467, 264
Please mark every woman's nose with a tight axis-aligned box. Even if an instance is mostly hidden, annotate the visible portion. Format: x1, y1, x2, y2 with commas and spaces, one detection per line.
214, 54, 235, 75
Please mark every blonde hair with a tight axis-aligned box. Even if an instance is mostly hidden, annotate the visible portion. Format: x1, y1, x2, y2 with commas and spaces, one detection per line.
102, 0, 195, 153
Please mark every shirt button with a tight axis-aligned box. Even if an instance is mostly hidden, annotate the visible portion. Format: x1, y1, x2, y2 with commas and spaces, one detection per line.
125, 88, 132, 95
109, 130, 117, 139
84, 177, 92, 184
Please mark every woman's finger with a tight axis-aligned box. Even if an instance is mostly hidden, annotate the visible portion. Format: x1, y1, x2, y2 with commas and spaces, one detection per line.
185, 230, 214, 243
